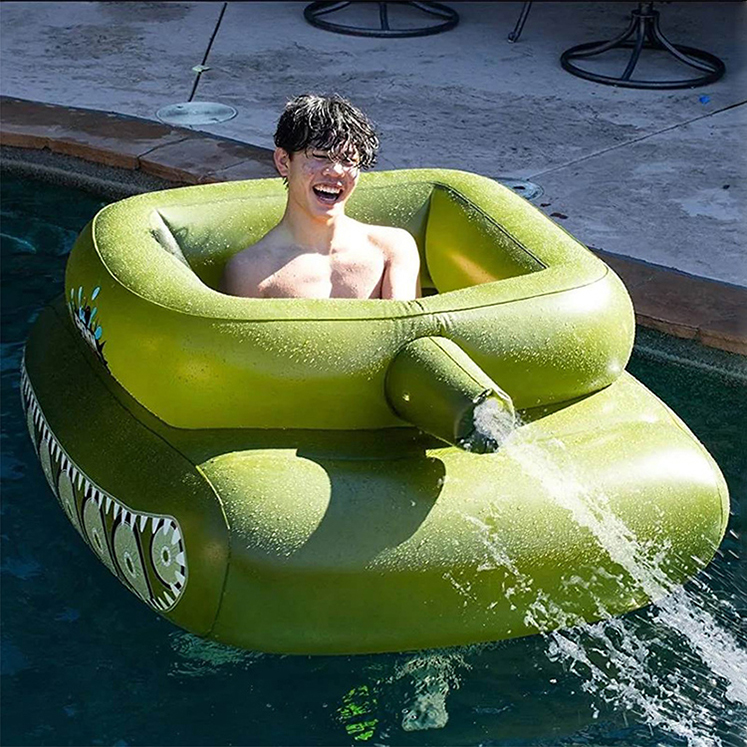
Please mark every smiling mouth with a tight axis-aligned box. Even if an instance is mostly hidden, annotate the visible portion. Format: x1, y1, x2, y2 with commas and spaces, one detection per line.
312, 185, 343, 205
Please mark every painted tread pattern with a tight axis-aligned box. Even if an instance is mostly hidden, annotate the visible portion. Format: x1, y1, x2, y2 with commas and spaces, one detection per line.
20, 357, 188, 612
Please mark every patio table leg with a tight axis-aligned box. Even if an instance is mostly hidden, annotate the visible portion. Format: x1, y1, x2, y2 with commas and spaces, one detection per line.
559, 2, 725, 89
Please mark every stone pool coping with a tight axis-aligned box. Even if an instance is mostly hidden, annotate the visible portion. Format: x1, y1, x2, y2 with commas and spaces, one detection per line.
2, 96, 744, 356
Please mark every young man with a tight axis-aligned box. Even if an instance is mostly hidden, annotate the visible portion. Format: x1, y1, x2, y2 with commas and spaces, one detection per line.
220, 94, 420, 300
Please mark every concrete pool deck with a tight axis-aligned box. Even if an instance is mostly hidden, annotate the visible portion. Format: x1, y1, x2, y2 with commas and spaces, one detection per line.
0, 1, 745, 353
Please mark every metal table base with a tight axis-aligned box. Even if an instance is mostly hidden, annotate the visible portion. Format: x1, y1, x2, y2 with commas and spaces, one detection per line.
304, 1, 458, 38
560, 2, 725, 89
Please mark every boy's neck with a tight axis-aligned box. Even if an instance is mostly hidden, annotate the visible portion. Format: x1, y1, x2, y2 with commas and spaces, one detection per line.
279, 203, 353, 253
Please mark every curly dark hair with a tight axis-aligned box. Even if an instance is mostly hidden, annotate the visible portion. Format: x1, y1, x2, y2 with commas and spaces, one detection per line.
274, 93, 380, 169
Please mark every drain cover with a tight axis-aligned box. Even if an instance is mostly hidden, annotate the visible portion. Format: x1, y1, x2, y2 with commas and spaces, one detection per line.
156, 102, 237, 126
493, 177, 544, 201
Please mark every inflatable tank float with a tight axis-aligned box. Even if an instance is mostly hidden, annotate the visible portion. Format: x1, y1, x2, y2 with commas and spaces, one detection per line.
22, 169, 729, 654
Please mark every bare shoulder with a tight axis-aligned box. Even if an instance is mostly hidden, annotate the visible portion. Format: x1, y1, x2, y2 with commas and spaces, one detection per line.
367, 225, 420, 263
220, 233, 276, 296
368, 225, 421, 300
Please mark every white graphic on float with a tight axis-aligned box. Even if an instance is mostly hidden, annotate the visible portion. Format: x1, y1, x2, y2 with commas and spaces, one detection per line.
68, 285, 108, 368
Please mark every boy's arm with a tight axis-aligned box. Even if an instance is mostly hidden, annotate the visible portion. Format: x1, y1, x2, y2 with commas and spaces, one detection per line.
381, 230, 421, 301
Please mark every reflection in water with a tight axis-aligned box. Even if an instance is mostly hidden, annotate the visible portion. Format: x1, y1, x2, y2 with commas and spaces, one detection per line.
168, 632, 263, 678
393, 651, 471, 732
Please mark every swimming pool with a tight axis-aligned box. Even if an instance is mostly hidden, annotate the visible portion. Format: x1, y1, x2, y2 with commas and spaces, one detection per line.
1, 174, 744, 746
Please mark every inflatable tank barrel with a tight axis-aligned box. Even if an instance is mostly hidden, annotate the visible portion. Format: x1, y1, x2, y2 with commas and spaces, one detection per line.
386, 336, 515, 452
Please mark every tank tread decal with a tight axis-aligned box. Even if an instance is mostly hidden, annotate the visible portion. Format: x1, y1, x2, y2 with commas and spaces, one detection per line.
19, 357, 188, 613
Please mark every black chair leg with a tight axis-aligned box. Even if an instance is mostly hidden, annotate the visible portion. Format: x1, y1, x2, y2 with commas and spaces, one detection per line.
507, 1, 533, 43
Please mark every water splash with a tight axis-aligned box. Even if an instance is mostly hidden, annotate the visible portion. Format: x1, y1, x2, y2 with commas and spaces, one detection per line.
473, 397, 516, 446
461, 396, 517, 452
465, 424, 746, 746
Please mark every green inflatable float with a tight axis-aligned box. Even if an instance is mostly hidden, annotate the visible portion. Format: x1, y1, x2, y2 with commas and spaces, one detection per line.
22, 169, 728, 654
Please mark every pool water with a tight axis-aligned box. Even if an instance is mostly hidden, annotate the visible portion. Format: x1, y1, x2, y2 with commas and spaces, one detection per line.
1, 175, 745, 747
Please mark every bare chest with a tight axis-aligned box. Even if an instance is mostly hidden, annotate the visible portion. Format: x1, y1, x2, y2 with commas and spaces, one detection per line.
258, 248, 386, 299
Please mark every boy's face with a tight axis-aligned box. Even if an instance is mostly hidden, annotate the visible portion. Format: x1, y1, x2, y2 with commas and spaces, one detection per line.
274, 146, 361, 219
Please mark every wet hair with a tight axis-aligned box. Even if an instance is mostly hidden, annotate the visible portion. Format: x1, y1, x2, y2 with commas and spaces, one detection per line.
274, 93, 380, 169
